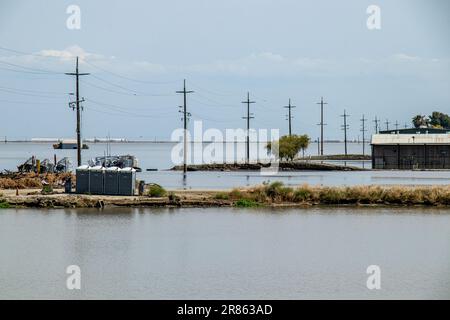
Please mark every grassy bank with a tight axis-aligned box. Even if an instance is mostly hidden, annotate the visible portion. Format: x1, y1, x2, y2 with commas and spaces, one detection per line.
1, 182, 449, 208
224, 182, 450, 206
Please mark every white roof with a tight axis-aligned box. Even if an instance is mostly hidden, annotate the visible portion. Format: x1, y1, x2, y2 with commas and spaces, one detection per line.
119, 167, 136, 172
371, 133, 450, 145
89, 166, 104, 171
77, 165, 90, 170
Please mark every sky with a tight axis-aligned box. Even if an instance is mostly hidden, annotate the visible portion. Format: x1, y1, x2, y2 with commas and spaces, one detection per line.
0, 0, 449, 140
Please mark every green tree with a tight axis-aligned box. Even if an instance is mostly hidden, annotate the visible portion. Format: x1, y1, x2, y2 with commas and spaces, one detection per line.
267, 134, 310, 161
412, 115, 428, 128
429, 111, 450, 129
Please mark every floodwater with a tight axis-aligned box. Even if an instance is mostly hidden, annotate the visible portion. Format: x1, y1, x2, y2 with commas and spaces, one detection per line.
0, 207, 449, 299
1, 142, 449, 189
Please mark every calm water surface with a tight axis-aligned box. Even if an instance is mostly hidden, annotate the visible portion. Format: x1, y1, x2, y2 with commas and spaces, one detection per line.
0, 207, 449, 299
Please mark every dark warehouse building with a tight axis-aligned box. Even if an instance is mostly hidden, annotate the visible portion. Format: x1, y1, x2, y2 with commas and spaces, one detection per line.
371, 128, 450, 169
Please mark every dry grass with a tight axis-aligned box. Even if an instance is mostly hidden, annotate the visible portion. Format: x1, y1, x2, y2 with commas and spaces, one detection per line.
225, 182, 450, 206
0, 173, 74, 189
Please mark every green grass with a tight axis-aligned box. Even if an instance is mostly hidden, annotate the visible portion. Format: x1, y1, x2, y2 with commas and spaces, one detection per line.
0, 200, 10, 209
214, 192, 229, 200
235, 199, 261, 207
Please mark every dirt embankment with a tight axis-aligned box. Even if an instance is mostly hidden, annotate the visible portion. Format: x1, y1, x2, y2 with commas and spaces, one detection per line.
170, 161, 364, 171
1, 183, 450, 209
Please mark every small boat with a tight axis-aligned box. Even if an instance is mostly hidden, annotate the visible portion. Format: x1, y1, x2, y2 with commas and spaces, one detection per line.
53, 139, 89, 150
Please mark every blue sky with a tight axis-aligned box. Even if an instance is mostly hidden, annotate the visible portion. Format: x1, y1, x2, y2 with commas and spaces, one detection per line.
0, 0, 449, 140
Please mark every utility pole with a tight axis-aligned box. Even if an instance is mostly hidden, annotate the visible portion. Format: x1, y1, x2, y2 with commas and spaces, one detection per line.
394, 120, 399, 131
284, 98, 296, 136
361, 114, 367, 156
385, 119, 390, 131
66, 56, 89, 167
316, 97, 328, 156
242, 92, 255, 163
373, 116, 380, 134
404, 123, 408, 129
340, 109, 350, 156
176, 79, 194, 176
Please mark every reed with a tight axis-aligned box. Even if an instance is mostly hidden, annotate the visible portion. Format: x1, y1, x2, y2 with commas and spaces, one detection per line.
227, 182, 450, 206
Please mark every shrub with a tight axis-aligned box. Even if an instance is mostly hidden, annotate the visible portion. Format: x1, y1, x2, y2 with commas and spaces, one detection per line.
214, 192, 229, 200
148, 184, 166, 197
41, 185, 53, 194
263, 181, 294, 202
229, 188, 244, 200
293, 187, 312, 202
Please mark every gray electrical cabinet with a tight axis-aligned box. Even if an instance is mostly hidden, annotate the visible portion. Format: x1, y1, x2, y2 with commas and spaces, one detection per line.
118, 167, 136, 196
76, 165, 90, 194
104, 167, 119, 195
89, 166, 105, 195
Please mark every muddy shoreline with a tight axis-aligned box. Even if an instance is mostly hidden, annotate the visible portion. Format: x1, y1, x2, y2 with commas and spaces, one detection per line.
1, 184, 449, 209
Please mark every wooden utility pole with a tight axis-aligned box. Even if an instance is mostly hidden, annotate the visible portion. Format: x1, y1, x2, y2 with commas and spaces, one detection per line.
176, 79, 194, 176
340, 109, 350, 156
373, 116, 380, 134
385, 119, 390, 131
65, 56, 89, 167
394, 120, 399, 131
316, 97, 328, 156
361, 114, 367, 156
241, 92, 255, 163
284, 98, 296, 136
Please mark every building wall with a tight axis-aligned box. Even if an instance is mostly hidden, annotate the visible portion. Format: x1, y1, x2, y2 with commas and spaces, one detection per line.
372, 144, 450, 169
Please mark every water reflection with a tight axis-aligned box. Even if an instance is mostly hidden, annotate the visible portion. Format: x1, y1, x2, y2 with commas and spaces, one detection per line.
1, 207, 449, 299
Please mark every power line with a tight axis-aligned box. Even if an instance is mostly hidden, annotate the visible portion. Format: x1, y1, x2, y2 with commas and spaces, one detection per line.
316, 97, 328, 156
0, 60, 62, 74
373, 116, 380, 134
242, 92, 255, 163
340, 109, 350, 156
176, 79, 194, 176
284, 98, 296, 136
361, 114, 367, 156
83, 59, 180, 84
65, 56, 90, 166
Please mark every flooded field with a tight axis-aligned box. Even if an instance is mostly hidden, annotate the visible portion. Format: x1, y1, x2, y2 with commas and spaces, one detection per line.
0, 206, 449, 299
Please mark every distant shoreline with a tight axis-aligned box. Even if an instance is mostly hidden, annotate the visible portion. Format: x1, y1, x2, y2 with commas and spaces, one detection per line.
1, 140, 370, 144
